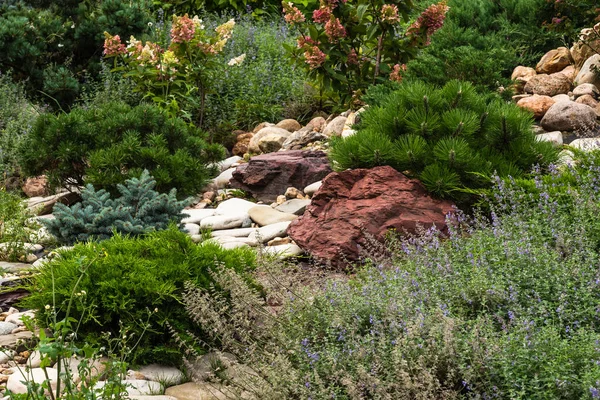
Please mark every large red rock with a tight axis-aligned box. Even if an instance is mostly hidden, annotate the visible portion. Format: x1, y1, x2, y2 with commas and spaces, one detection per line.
288, 166, 455, 268
230, 150, 332, 203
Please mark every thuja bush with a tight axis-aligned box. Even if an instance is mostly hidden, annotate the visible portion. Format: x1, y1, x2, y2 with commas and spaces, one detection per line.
177, 157, 600, 399
19, 101, 224, 196
45, 171, 191, 245
329, 80, 559, 200
281, 0, 450, 106
0, 0, 151, 109
22, 227, 256, 365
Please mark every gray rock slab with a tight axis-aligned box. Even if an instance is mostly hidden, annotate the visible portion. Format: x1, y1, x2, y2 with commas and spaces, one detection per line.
275, 199, 311, 215
248, 221, 291, 244
181, 209, 216, 224
248, 206, 297, 226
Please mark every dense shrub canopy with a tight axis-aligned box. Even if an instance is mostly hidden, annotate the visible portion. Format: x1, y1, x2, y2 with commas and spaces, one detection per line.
22, 227, 256, 365
330, 80, 559, 201
19, 101, 224, 197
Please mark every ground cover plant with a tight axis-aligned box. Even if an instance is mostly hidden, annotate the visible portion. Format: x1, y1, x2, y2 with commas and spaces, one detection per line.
18, 101, 224, 197
22, 227, 256, 365
329, 80, 559, 201
176, 153, 600, 399
0, 189, 38, 261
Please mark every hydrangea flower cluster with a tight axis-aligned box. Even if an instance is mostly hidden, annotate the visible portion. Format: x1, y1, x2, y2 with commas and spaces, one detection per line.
407, 1, 449, 44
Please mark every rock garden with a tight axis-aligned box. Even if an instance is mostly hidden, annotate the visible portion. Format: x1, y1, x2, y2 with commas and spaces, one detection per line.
2, 0, 600, 398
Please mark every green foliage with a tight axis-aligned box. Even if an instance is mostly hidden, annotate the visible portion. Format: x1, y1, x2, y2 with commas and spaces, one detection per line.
0, 189, 39, 261
178, 158, 600, 399
19, 101, 224, 196
282, 0, 450, 107
404, 0, 567, 94
203, 14, 313, 136
0, 0, 151, 110
330, 80, 559, 201
0, 74, 42, 183
44, 171, 192, 245
22, 227, 256, 365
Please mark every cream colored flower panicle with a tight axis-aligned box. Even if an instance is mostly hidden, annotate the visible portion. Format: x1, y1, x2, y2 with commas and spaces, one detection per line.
228, 53, 246, 66
213, 39, 228, 53
216, 19, 235, 40
192, 15, 205, 30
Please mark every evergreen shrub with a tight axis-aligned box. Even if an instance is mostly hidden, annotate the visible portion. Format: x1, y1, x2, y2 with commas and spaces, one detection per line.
19, 101, 224, 196
45, 171, 191, 245
0, 0, 151, 109
22, 227, 256, 365
329, 80, 559, 201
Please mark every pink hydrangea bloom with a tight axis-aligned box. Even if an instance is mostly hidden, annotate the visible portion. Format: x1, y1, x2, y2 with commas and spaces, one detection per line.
103, 33, 126, 56
407, 0, 449, 44
324, 17, 346, 42
171, 14, 196, 43
347, 49, 358, 65
381, 4, 400, 23
283, 2, 305, 25
312, 6, 332, 24
304, 46, 326, 69
389, 63, 407, 82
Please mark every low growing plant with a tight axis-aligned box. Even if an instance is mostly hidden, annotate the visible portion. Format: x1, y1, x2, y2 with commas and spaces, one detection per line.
0, 189, 39, 262
329, 79, 559, 201
22, 227, 256, 365
18, 101, 224, 196
175, 156, 600, 399
44, 170, 191, 245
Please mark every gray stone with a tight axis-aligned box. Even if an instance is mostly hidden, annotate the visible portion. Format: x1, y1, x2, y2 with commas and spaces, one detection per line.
213, 168, 236, 189
0, 262, 33, 273
0, 322, 17, 335
137, 364, 185, 386
213, 236, 258, 246
569, 138, 600, 151
575, 54, 600, 89
216, 156, 242, 172
535, 131, 563, 146
130, 396, 178, 400
281, 130, 328, 150
0, 243, 43, 254
573, 83, 600, 99
0, 330, 33, 349
258, 133, 289, 153
303, 181, 322, 197
262, 243, 304, 259
211, 228, 257, 238
165, 382, 235, 400
181, 209, 216, 224
248, 221, 291, 244
200, 214, 248, 231
248, 127, 292, 154
0, 350, 15, 363
183, 223, 200, 236
5, 310, 35, 326
541, 101, 598, 132
215, 198, 258, 215
275, 199, 311, 215
248, 206, 297, 226
7, 367, 58, 394
323, 116, 347, 137
552, 94, 571, 103
94, 380, 163, 396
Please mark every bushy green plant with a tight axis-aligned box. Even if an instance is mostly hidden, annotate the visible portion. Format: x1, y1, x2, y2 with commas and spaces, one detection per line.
0, 0, 151, 109
329, 80, 559, 201
0, 189, 38, 261
281, 0, 450, 106
203, 14, 313, 136
45, 171, 192, 245
19, 101, 224, 196
404, 0, 566, 94
177, 156, 600, 399
0, 74, 42, 184
22, 227, 256, 365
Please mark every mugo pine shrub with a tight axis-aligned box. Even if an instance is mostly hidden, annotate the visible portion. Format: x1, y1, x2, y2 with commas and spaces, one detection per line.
44, 170, 191, 245
22, 227, 256, 365
19, 101, 224, 196
329, 80, 559, 200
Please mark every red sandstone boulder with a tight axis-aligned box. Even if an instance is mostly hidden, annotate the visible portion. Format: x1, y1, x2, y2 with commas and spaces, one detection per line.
288, 166, 455, 268
230, 150, 332, 203
21, 176, 48, 198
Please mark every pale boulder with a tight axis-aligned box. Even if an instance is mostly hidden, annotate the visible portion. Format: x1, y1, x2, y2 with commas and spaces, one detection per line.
516, 95, 555, 119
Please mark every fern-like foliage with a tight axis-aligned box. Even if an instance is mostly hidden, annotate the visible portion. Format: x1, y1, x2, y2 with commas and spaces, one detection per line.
44, 170, 192, 244
330, 80, 560, 202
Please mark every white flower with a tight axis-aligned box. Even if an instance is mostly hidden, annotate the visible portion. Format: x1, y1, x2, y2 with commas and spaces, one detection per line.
58, 43, 64, 48
227, 53, 246, 66
45, 304, 51, 310
70, 23, 75, 29
148, 22, 153, 27
192, 15, 204, 30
